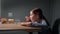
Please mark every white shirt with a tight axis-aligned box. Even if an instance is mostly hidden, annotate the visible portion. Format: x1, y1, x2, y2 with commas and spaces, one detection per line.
30, 19, 47, 26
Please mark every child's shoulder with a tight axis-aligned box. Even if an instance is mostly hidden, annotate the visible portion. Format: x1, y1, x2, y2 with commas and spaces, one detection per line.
42, 19, 46, 23
41, 19, 48, 26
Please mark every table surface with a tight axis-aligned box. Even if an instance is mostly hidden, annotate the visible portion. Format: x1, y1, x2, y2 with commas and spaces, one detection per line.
0, 22, 41, 32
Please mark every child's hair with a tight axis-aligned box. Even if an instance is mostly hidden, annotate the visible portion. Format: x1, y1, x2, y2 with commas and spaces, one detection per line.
31, 8, 43, 19
31, 8, 50, 26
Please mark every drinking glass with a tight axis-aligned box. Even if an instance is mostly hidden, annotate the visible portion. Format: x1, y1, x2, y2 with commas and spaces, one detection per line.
14, 19, 21, 26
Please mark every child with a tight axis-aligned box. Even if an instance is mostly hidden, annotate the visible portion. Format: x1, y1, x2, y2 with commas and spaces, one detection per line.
21, 8, 49, 34
29, 8, 47, 26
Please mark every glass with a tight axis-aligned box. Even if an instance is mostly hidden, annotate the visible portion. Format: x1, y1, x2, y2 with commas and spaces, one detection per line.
8, 19, 14, 24
14, 19, 21, 26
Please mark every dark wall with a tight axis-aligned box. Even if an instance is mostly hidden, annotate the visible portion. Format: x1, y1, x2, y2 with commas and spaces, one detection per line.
1, 0, 60, 34
50, 0, 60, 27
2, 0, 60, 34
1, 0, 50, 34
0, 0, 1, 17
1, 0, 50, 22
50, 0, 60, 33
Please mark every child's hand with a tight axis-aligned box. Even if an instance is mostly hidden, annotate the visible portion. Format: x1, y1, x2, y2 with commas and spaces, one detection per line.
21, 22, 31, 27
25, 16, 31, 22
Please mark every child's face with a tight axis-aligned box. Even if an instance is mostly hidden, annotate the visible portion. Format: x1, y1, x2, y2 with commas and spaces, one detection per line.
30, 11, 39, 22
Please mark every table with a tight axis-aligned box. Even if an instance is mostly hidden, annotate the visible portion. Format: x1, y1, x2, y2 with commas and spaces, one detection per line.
0, 22, 41, 34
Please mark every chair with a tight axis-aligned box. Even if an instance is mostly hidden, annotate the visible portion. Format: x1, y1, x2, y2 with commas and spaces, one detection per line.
51, 18, 60, 34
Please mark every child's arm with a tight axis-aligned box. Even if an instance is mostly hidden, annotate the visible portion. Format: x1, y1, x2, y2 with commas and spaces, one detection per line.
21, 22, 31, 26
30, 20, 47, 26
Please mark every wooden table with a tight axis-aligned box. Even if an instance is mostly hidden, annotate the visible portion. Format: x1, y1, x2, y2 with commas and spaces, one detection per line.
0, 22, 41, 34
0, 24, 41, 31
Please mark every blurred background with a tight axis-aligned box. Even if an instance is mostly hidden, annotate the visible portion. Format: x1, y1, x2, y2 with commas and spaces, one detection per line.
0, 0, 60, 34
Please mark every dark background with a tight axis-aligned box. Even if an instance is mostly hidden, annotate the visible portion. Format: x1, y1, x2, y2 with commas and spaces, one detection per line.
0, 0, 60, 34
